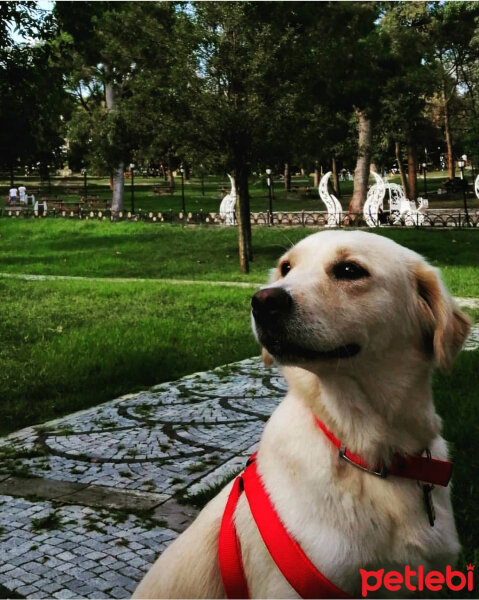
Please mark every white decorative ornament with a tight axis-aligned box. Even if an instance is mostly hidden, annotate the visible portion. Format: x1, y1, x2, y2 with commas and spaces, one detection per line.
417, 197, 428, 212
475, 174, 479, 200
33, 200, 47, 215
363, 171, 386, 227
364, 174, 425, 227
318, 172, 342, 226
219, 174, 236, 225
387, 183, 405, 216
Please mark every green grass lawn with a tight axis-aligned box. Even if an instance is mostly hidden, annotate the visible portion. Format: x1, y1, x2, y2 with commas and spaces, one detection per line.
0, 220, 477, 437
0, 219, 478, 294
0, 277, 258, 436
434, 349, 479, 593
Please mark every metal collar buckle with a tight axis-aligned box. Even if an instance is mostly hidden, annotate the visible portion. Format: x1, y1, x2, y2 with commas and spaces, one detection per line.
339, 446, 388, 478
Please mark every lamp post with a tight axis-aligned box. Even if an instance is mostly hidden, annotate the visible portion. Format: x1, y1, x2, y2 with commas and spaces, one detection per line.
180, 167, 185, 213
421, 162, 427, 198
129, 163, 135, 213
458, 155, 469, 225
200, 165, 205, 197
266, 168, 273, 225
81, 168, 87, 200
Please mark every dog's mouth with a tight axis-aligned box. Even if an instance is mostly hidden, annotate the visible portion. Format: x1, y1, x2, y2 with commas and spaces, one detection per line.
260, 334, 361, 362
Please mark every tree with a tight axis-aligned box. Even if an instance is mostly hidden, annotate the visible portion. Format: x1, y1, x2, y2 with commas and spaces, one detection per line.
379, 2, 436, 199
0, 2, 67, 182
55, 1, 183, 212
190, 2, 315, 272
422, 2, 479, 179
293, 2, 396, 212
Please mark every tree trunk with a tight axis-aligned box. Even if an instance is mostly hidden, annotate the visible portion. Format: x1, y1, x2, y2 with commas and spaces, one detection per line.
395, 141, 409, 198
332, 157, 340, 197
242, 166, 253, 262
441, 80, 455, 179
284, 163, 291, 192
313, 163, 319, 188
111, 163, 125, 212
350, 109, 372, 213
9, 164, 14, 187
104, 74, 124, 213
235, 164, 251, 273
407, 142, 418, 201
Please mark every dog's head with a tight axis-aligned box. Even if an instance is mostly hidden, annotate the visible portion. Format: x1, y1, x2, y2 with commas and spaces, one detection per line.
251, 230, 470, 375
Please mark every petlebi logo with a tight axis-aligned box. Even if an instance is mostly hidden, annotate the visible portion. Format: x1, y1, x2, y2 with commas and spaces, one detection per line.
360, 564, 474, 597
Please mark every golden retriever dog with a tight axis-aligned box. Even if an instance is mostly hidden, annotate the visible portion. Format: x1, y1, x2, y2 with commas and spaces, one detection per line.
133, 230, 470, 599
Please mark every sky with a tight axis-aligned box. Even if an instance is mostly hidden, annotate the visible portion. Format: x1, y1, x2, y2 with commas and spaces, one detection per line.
9, 0, 54, 44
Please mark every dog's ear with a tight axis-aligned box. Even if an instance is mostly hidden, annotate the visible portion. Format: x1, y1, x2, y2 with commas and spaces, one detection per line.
414, 262, 471, 373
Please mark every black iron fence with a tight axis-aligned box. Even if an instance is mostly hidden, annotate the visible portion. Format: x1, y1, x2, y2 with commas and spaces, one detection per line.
1, 207, 479, 228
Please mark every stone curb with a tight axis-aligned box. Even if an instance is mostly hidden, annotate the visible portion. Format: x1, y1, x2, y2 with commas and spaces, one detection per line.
0, 476, 168, 513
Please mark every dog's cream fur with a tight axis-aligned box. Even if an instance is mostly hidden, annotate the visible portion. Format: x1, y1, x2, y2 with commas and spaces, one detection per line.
133, 230, 470, 599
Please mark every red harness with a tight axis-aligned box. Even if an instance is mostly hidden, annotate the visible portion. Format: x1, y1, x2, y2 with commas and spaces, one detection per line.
218, 416, 453, 599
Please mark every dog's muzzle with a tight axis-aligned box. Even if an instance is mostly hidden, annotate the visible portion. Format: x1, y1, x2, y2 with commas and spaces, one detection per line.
251, 287, 361, 362
251, 287, 292, 325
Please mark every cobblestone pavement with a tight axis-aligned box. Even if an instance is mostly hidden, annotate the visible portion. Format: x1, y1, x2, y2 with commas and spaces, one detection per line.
0, 358, 286, 598
0, 313, 477, 599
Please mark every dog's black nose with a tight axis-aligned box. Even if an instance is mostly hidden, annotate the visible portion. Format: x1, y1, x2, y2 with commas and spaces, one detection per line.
251, 287, 292, 318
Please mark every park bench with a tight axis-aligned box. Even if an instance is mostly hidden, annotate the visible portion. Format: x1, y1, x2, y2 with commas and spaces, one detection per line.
50, 201, 83, 214
153, 183, 172, 195
85, 196, 107, 208
440, 177, 470, 194
291, 185, 311, 196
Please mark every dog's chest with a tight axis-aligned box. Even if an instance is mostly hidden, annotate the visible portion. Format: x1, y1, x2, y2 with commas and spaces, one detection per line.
237, 461, 457, 597
240, 400, 459, 596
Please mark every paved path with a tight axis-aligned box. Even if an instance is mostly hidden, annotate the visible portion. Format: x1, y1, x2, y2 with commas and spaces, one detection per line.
0, 358, 286, 599
0, 273, 259, 289
0, 313, 477, 599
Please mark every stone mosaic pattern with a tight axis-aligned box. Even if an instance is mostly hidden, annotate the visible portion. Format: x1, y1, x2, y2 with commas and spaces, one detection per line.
0, 359, 286, 497
0, 358, 286, 598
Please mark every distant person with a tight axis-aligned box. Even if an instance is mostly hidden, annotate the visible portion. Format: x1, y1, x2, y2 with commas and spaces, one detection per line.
378, 205, 388, 225
18, 185, 27, 204
8, 186, 18, 205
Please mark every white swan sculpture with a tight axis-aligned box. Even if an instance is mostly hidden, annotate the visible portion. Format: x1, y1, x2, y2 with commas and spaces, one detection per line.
318, 172, 342, 226
363, 172, 386, 227
219, 174, 236, 226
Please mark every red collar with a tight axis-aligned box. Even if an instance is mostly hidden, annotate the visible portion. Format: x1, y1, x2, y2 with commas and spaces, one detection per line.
314, 416, 453, 487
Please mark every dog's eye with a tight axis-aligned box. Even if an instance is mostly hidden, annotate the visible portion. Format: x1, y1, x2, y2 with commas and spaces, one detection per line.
280, 261, 291, 277
333, 261, 369, 280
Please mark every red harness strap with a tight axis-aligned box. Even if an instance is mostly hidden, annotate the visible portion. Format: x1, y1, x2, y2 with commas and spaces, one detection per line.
218, 476, 250, 599
315, 417, 453, 487
218, 456, 351, 599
